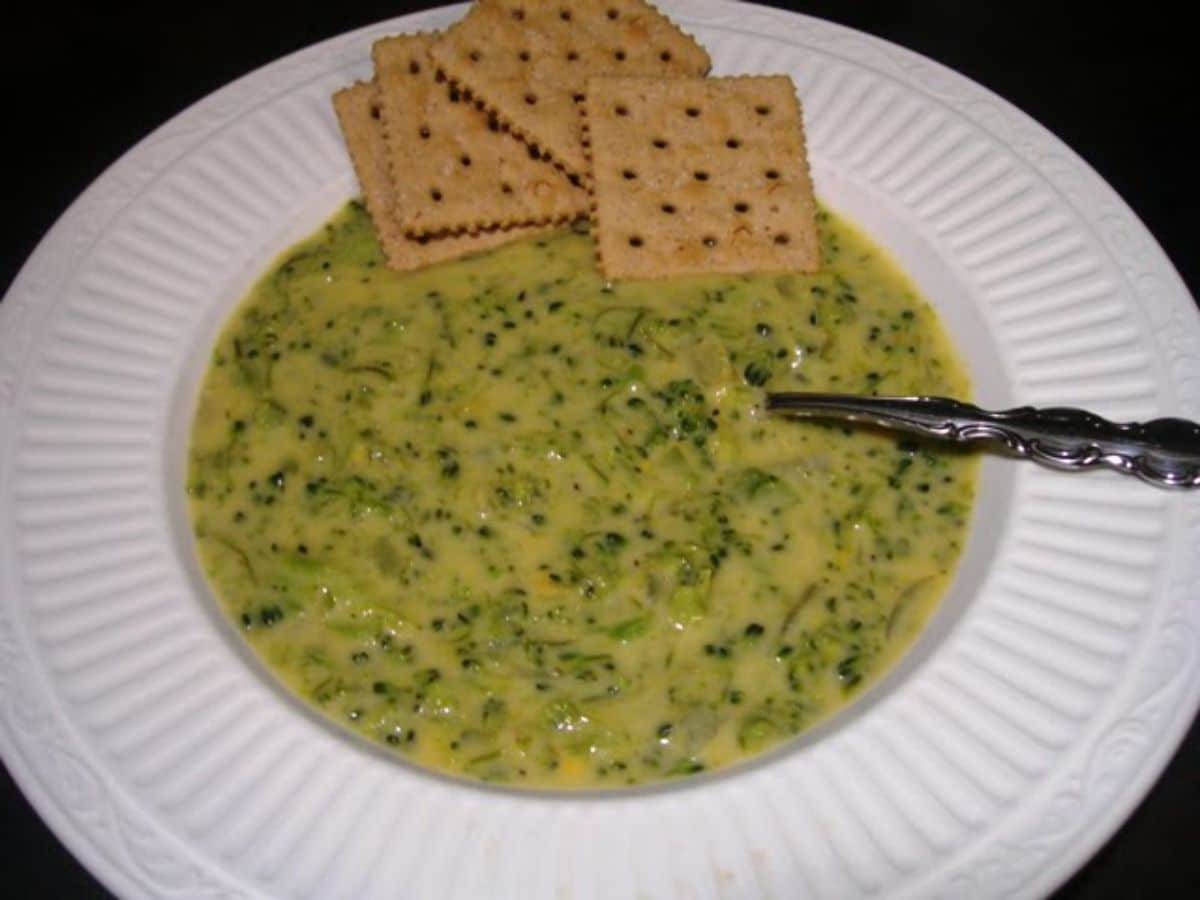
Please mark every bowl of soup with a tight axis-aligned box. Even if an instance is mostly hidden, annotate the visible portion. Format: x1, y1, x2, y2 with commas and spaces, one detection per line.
185, 202, 979, 788
3, 3, 1193, 898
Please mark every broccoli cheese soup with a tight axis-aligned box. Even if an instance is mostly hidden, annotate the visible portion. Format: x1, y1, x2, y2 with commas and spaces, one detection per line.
187, 202, 975, 788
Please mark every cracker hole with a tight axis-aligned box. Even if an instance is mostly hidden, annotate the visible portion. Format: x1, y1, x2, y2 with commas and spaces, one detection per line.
430, 188, 443, 202
694, 170, 710, 182
369, 104, 381, 121
518, 50, 531, 62
734, 202, 750, 213
525, 93, 538, 105
419, 125, 432, 139
469, 49, 482, 62
652, 138, 669, 149
702, 236, 718, 248
726, 138, 742, 149
501, 182, 514, 194
448, 86, 462, 103
487, 115, 501, 132
660, 203, 677, 214
615, 49, 627, 61
629, 236, 644, 248
460, 155, 472, 167
685, 106, 701, 117
765, 169, 780, 180
560, 9, 572, 20
755, 105, 772, 116
615, 104, 629, 116
568, 173, 583, 187
608, 8, 619, 19
409, 60, 421, 75
567, 50, 580, 61
660, 50, 672, 62
511, 8, 525, 20
572, 92, 585, 104
622, 169, 637, 180
528, 144, 542, 160
774, 233, 791, 245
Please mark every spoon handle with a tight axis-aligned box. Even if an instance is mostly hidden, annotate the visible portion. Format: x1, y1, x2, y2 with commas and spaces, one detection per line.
764, 393, 1200, 488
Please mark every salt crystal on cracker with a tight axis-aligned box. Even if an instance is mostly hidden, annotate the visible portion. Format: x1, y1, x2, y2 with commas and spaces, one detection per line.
332, 82, 545, 271
373, 33, 587, 237
582, 75, 820, 279
430, 0, 710, 178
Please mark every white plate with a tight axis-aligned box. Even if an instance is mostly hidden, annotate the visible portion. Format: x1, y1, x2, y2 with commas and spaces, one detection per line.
2, 2, 1198, 898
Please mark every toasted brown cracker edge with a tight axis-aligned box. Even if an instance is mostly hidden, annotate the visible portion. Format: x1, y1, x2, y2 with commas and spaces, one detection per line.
332, 82, 547, 271
372, 33, 588, 237
428, 0, 711, 179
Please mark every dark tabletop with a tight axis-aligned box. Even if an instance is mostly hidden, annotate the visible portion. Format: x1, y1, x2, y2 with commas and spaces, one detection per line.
2, 2, 1196, 897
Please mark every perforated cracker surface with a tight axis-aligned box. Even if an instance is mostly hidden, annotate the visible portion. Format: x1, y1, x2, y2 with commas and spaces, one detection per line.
332, 82, 544, 271
373, 34, 586, 236
583, 75, 820, 279
430, 0, 710, 178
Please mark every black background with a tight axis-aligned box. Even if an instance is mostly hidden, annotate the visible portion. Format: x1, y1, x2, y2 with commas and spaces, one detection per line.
2, 2, 1196, 897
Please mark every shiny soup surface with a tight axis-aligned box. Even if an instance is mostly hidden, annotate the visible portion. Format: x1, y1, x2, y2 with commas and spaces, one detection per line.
187, 202, 976, 788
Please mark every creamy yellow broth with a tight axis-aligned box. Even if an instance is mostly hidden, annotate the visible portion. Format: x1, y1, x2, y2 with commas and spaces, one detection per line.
188, 203, 975, 788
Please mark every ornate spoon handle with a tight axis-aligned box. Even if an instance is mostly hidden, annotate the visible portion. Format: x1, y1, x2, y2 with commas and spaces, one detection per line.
765, 393, 1200, 488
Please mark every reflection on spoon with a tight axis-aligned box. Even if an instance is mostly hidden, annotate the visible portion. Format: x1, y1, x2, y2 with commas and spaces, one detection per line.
765, 393, 1200, 488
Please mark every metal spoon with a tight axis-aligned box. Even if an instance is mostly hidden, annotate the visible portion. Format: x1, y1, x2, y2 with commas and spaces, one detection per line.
764, 393, 1200, 488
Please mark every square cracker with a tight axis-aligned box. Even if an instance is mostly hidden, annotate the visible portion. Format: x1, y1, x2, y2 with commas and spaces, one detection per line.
430, 0, 710, 178
332, 82, 544, 271
373, 33, 587, 237
583, 75, 821, 279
